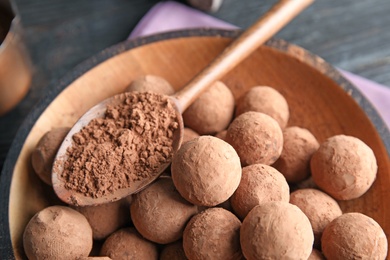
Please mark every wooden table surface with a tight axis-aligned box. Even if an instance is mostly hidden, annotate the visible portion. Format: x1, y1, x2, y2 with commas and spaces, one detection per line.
1, 0, 390, 173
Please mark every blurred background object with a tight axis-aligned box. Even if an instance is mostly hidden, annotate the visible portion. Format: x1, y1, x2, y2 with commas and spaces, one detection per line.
186, 0, 224, 12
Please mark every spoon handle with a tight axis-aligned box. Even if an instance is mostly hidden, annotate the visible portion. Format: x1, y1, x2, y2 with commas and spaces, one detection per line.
172, 0, 314, 113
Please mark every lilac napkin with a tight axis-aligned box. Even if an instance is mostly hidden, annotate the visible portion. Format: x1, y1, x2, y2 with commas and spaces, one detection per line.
129, 1, 390, 128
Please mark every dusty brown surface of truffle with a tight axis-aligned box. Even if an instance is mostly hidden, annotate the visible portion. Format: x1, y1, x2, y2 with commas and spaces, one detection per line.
60, 92, 179, 198
182, 127, 200, 144
235, 86, 289, 128
272, 126, 319, 183
322, 213, 387, 260
226, 111, 283, 166
125, 75, 175, 95
311, 135, 377, 200
31, 127, 70, 185
100, 227, 158, 260
290, 188, 342, 248
183, 81, 235, 135
230, 164, 289, 219
74, 197, 130, 240
308, 249, 325, 260
23, 206, 93, 260
160, 240, 188, 260
240, 201, 313, 260
171, 136, 242, 206
130, 178, 198, 244
183, 207, 243, 260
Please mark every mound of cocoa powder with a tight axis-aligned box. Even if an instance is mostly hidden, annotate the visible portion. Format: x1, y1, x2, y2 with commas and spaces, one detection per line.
61, 92, 179, 198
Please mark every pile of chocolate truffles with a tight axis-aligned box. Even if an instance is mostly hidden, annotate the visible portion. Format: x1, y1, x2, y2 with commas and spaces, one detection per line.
26, 75, 388, 260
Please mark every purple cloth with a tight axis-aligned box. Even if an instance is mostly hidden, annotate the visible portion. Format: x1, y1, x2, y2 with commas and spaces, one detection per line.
129, 1, 390, 128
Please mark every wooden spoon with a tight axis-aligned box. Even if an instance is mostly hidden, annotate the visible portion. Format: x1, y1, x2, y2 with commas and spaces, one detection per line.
52, 0, 314, 206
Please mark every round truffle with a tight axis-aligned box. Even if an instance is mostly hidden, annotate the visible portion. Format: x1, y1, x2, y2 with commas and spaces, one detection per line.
74, 197, 130, 240
183, 207, 242, 259
182, 127, 200, 144
230, 164, 289, 219
160, 241, 187, 260
272, 126, 320, 183
125, 74, 175, 95
100, 227, 158, 259
308, 249, 325, 260
183, 81, 235, 135
240, 201, 313, 260
23, 206, 93, 260
130, 178, 198, 244
31, 127, 70, 185
171, 136, 242, 206
290, 188, 342, 247
235, 86, 289, 128
226, 111, 283, 166
322, 213, 387, 260
311, 135, 378, 200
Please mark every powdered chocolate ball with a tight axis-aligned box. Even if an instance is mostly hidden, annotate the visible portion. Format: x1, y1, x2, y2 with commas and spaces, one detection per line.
74, 197, 130, 240
290, 188, 342, 247
230, 164, 289, 219
322, 213, 387, 259
235, 86, 289, 128
272, 126, 319, 183
183, 81, 235, 135
308, 249, 325, 260
226, 111, 283, 166
100, 227, 158, 259
125, 74, 175, 95
31, 127, 70, 185
23, 206, 93, 260
160, 241, 187, 260
182, 127, 200, 144
311, 135, 377, 200
240, 201, 313, 260
183, 207, 242, 259
171, 136, 241, 206
130, 178, 198, 244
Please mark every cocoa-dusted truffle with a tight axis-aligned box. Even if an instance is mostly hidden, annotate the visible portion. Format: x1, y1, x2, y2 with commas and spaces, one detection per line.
322, 213, 387, 260
100, 227, 158, 259
235, 86, 289, 128
171, 136, 241, 206
183, 207, 242, 259
125, 74, 175, 95
311, 135, 377, 200
160, 241, 187, 260
23, 206, 93, 260
308, 249, 325, 260
240, 201, 313, 260
226, 111, 283, 166
272, 126, 319, 183
230, 164, 289, 219
130, 178, 198, 244
183, 81, 235, 135
290, 188, 342, 247
74, 197, 131, 240
31, 127, 70, 185
182, 127, 200, 144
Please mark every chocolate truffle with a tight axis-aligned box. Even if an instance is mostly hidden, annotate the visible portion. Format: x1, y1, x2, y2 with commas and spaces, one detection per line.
31, 127, 70, 185
308, 249, 325, 260
240, 201, 313, 260
311, 135, 377, 200
125, 74, 175, 95
74, 197, 131, 240
290, 188, 342, 247
100, 227, 158, 259
130, 178, 198, 244
230, 164, 289, 219
23, 206, 93, 260
160, 241, 187, 260
272, 126, 319, 183
171, 136, 242, 206
183, 207, 242, 259
235, 86, 289, 128
182, 127, 200, 144
226, 111, 283, 166
183, 81, 235, 135
322, 213, 387, 260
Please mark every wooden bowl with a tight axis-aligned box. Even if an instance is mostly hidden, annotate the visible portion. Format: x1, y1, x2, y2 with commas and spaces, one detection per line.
1, 29, 389, 259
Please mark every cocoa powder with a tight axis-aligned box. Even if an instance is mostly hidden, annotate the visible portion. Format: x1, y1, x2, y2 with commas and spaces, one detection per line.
61, 92, 179, 198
